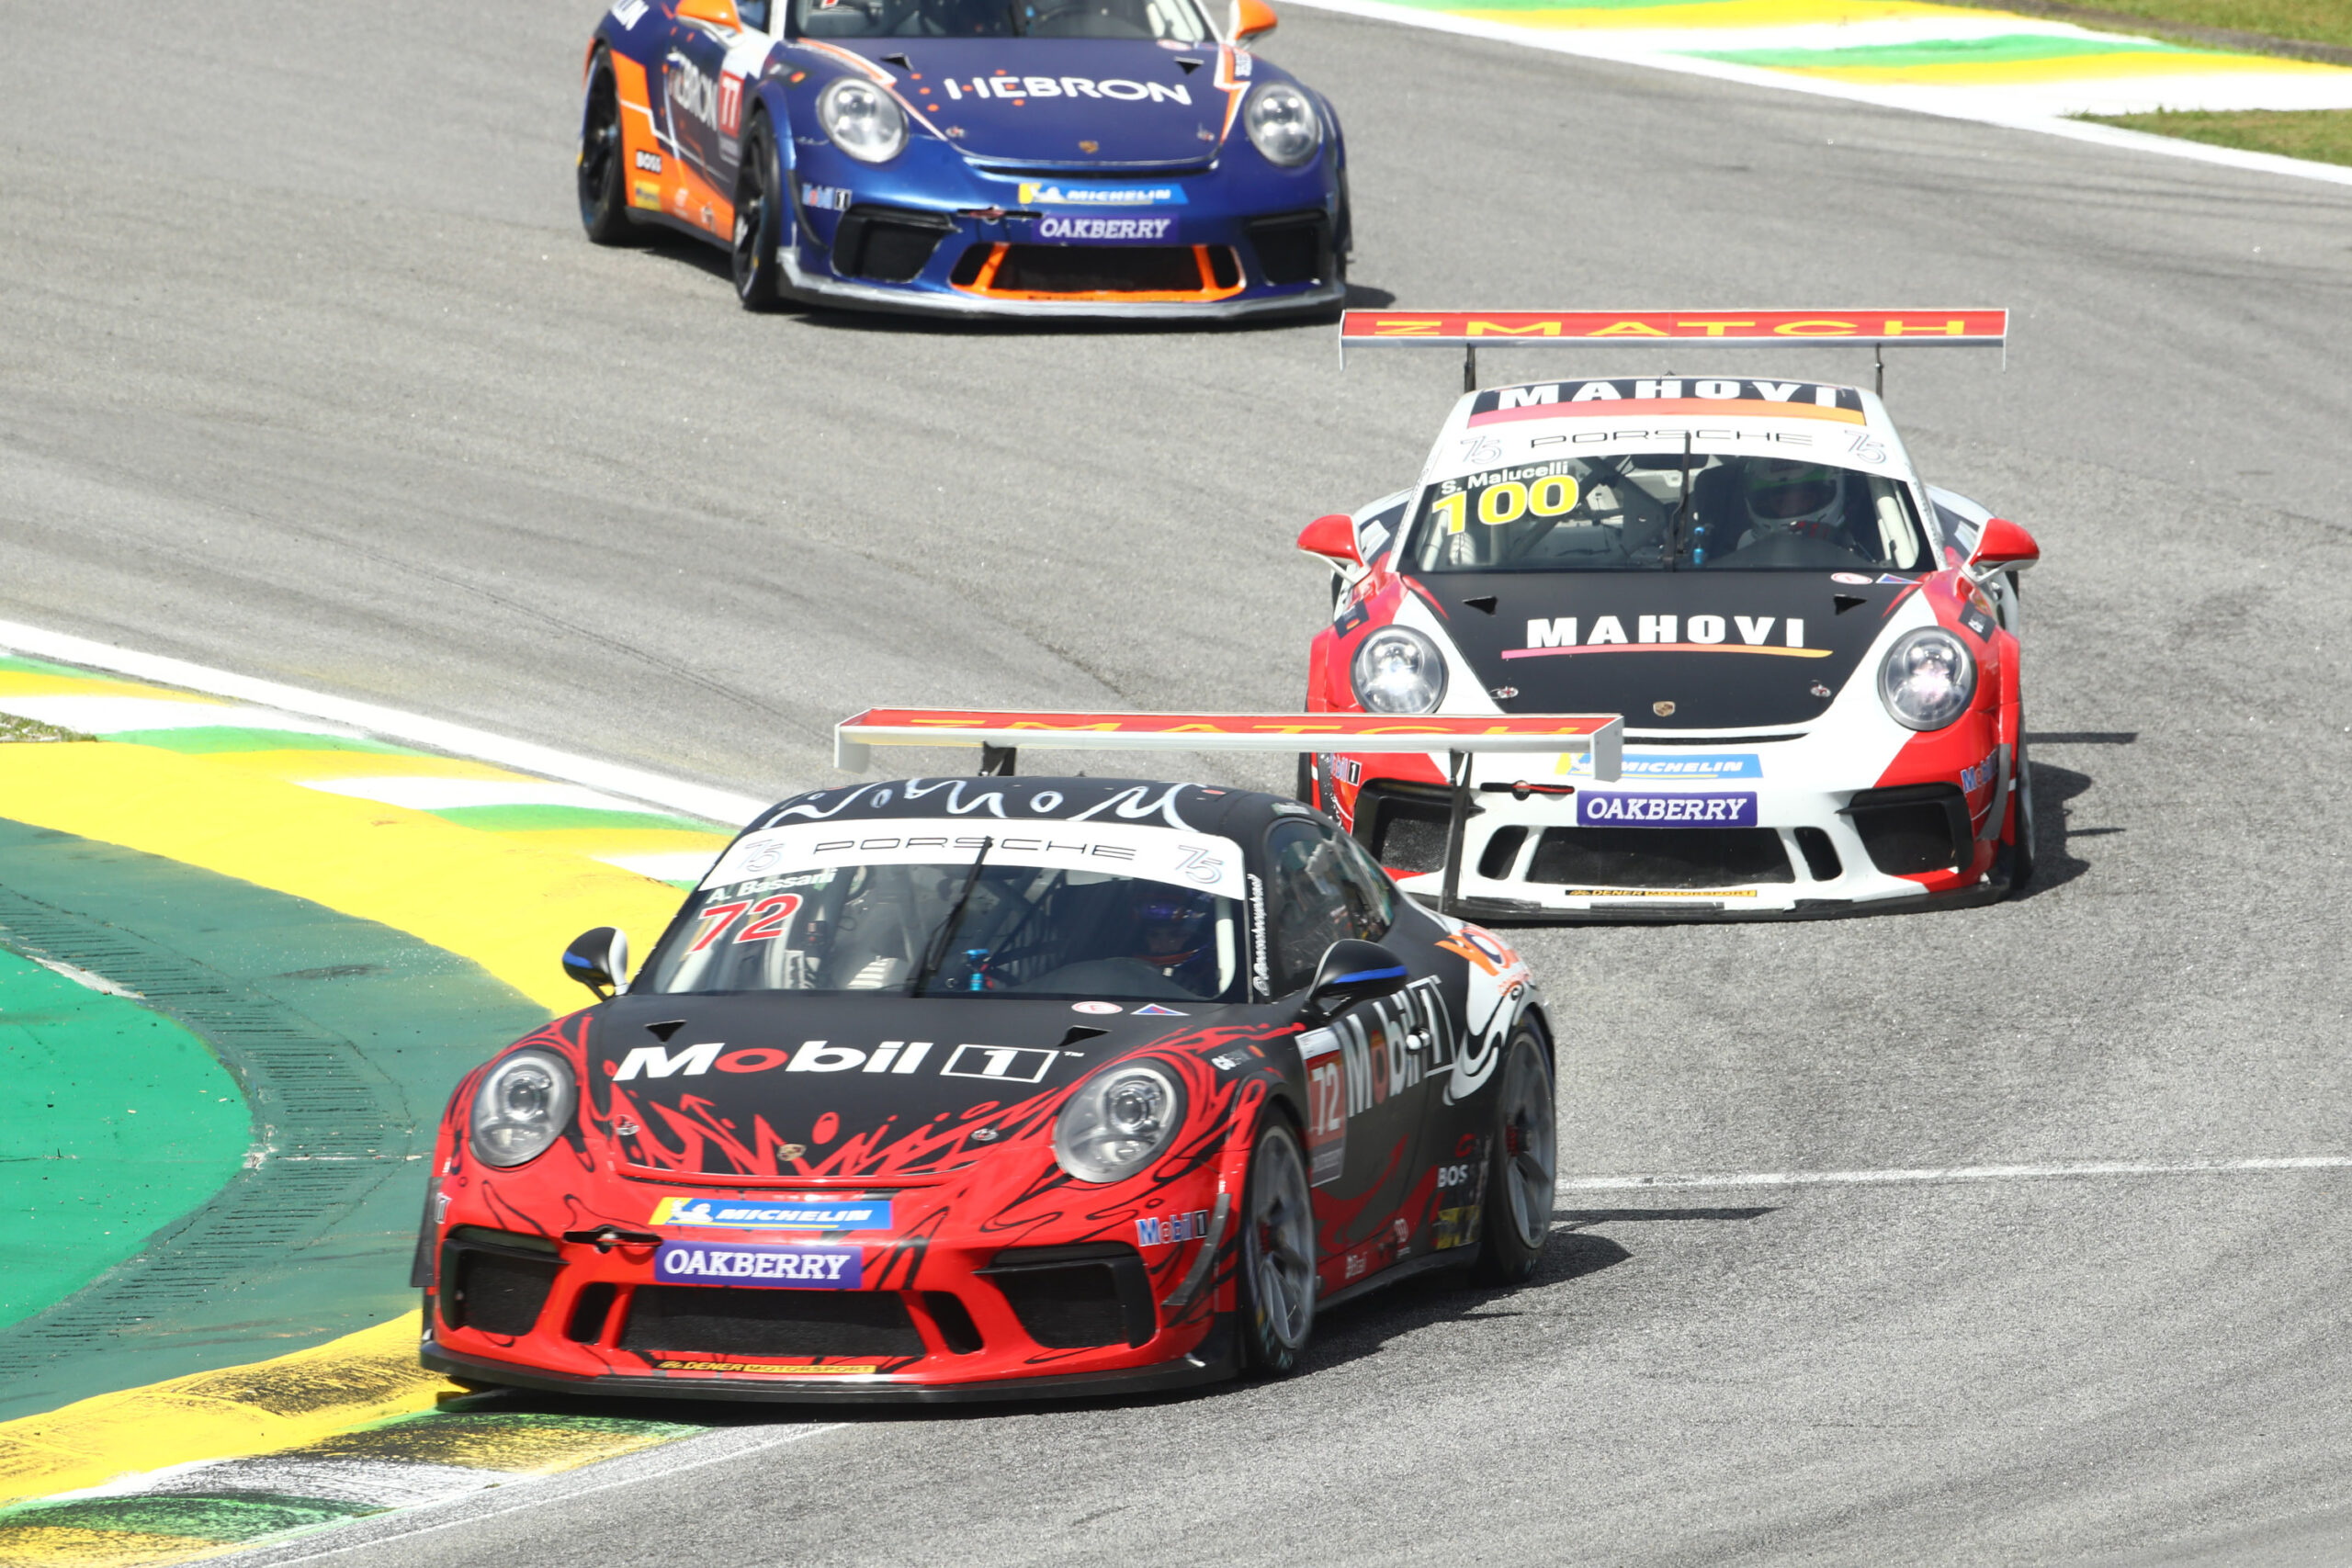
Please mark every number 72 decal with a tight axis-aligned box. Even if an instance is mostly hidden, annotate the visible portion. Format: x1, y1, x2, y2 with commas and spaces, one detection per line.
687, 894, 803, 952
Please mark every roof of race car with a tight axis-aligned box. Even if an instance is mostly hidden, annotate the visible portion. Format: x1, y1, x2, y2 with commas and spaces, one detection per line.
1419, 376, 1917, 488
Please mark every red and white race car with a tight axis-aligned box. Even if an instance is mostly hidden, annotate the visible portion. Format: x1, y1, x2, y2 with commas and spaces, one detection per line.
1297, 310, 2042, 920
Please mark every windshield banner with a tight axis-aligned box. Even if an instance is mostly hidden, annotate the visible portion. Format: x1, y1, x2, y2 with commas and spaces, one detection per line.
700, 816, 1249, 900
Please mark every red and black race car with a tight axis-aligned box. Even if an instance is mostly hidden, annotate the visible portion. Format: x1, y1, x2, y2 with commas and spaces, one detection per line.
416, 712, 1614, 1401
1297, 310, 2044, 920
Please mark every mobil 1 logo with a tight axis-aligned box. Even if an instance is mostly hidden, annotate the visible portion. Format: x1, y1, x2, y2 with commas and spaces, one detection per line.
1298, 976, 1458, 1188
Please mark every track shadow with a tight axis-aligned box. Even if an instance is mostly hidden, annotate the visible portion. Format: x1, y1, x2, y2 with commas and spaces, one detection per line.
2015, 757, 2104, 898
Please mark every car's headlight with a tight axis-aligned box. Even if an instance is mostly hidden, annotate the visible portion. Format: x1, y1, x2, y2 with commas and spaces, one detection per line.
1054, 1062, 1184, 1184
1878, 626, 1977, 730
1244, 84, 1320, 167
818, 76, 906, 164
469, 1048, 577, 1168
1351, 626, 1448, 715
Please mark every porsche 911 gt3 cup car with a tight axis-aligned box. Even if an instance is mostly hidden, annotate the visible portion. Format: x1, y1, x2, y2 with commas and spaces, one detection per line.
1297, 310, 2044, 921
415, 710, 1614, 1401
578, 0, 1348, 317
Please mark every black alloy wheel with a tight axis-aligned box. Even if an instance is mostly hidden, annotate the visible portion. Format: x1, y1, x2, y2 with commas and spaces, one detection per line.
1472, 1025, 1555, 1285
732, 117, 785, 310
578, 51, 641, 245
1238, 1119, 1317, 1374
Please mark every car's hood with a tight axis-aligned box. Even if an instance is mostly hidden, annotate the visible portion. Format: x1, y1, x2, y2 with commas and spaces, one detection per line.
1418, 570, 1920, 731
834, 39, 1235, 167
582, 991, 1270, 1181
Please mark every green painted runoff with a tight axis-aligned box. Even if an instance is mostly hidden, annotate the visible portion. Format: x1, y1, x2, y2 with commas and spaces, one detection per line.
0, 947, 250, 1329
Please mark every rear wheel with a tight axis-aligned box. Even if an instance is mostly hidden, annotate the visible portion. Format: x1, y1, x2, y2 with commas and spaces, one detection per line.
1473, 1025, 1556, 1284
1238, 1119, 1317, 1374
578, 51, 641, 246
732, 117, 785, 310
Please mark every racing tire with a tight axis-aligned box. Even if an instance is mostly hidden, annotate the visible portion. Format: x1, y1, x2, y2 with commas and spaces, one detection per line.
732, 117, 786, 312
1295, 751, 1316, 808
1471, 1025, 1556, 1285
1238, 1117, 1317, 1375
2006, 737, 2037, 894
578, 51, 643, 246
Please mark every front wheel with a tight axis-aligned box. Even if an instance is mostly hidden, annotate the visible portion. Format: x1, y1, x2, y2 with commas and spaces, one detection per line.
732, 118, 785, 311
2006, 737, 2037, 894
578, 52, 642, 246
1473, 1026, 1556, 1284
1238, 1119, 1317, 1374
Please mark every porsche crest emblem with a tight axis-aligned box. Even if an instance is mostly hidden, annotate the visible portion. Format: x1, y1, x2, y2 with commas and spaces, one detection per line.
1652, 701, 1676, 717
1079, 140, 1099, 152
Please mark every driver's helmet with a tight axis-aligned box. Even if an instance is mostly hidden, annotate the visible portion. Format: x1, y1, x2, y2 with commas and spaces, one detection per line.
1132, 886, 1216, 973
1744, 460, 1846, 542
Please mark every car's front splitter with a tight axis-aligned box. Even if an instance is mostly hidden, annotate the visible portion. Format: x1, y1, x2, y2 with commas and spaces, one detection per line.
424, 1321, 1238, 1404
775, 253, 1341, 321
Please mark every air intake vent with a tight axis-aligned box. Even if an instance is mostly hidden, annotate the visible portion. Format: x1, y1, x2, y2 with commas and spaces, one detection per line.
991, 244, 1210, 294
831, 206, 954, 283
982, 1243, 1155, 1348
1843, 784, 1970, 874
619, 1287, 925, 1359
436, 1228, 560, 1337
1526, 827, 1794, 888
1353, 781, 1457, 874
1246, 211, 1332, 287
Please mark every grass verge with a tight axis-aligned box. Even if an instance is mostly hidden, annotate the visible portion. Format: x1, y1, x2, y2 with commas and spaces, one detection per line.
0, 716, 89, 744
2062, 0, 2352, 51
2082, 107, 2352, 165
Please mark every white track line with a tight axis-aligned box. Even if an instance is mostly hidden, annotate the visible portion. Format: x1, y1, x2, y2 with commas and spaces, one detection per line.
0, 619, 769, 827
221, 1424, 846, 1567
1280, 0, 2352, 189
1557, 1156, 2352, 1192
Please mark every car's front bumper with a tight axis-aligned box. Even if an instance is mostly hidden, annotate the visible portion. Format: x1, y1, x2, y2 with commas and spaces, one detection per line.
777, 248, 1340, 320
1344, 726, 2015, 921
424, 1321, 1237, 1404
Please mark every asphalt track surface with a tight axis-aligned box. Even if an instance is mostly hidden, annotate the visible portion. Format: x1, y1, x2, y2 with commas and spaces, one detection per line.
5, 4, 2352, 1563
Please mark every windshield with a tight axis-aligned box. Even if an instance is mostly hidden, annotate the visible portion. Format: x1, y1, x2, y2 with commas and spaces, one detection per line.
792, 0, 1211, 40
640, 823, 1247, 1002
1405, 453, 1930, 574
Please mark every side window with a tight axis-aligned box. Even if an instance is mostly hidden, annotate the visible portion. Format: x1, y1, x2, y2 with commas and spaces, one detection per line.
1329, 830, 1396, 938
1263, 818, 1391, 994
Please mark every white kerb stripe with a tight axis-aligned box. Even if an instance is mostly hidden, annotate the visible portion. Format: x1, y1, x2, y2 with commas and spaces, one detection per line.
0, 619, 768, 827
298, 777, 659, 814
0, 694, 363, 739
1556, 1156, 2352, 1192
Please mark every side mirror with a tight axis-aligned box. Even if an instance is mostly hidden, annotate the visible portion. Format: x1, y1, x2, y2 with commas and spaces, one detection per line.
1969, 516, 2040, 573
1234, 0, 1278, 42
1296, 513, 1363, 571
563, 927, 629, 1000
676, 0, 742, 25
1302, 939, 1408, 1021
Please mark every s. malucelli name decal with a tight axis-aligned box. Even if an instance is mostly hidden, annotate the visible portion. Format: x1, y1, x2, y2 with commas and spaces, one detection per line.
1505, 615, 1826, 660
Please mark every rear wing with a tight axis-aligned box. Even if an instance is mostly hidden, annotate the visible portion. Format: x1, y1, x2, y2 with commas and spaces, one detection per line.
833, 707, 1624, 916
836, 707, 1621, 778
1339, 309, 2009, 393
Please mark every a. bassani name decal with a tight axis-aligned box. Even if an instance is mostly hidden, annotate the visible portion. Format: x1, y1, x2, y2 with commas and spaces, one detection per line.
1468, 379, 1867, 429
1504, 614, 1829, 660
1298, 977, 1456, 1188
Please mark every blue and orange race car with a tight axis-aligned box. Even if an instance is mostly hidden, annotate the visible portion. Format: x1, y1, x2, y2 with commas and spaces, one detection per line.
579, 0, 1350, 317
